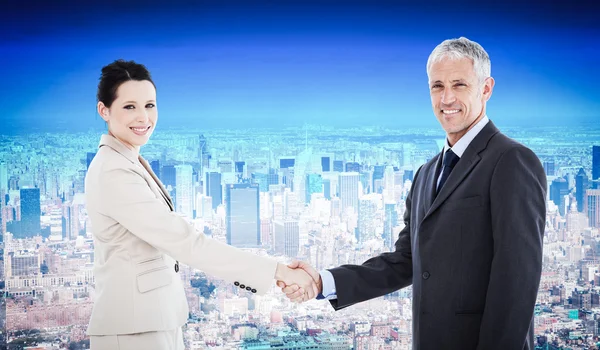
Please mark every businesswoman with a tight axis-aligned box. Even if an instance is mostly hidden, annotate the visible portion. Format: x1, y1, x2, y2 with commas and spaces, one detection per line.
85, 59, 315, 350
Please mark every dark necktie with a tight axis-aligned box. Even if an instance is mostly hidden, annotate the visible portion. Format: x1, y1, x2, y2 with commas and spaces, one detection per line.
437, 149, 460, 194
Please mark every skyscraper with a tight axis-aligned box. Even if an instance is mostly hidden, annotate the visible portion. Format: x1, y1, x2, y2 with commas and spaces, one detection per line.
321, 156, 331, 172
550, 178, 569, 216
0, 161, 8, 193
279, 157, 295, 169
384, 203, 398, 250
305, 174, 323, 203
20, 188, 41, 238
403, 169, 414, 184
339, 172, 360, 214
206, 172, 222, 210
226, 183, 260, 248
575, 168, 589, 213
372, 165, 385, 193
587, 189, 600, 228
175, 164, 194, 218
357, 196, 377, 243
543, 160, 556, 177
274, 220, 299, 257
150, 160, 161, 179
333, 160, 344, 172
323, 179, 331, 200
593, 146, 600, 180
86, 152, 96, 170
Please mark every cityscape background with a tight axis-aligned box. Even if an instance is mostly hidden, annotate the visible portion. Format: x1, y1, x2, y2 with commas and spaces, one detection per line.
1, 1, 600, 349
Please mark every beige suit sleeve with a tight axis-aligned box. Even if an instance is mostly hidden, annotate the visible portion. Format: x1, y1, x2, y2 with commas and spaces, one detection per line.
99, 165, 278, 295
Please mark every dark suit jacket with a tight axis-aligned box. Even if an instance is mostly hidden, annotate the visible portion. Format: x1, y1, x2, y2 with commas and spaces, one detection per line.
328, 121, 547, 350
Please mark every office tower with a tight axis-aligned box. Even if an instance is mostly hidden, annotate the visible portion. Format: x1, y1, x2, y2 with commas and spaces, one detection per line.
86, 152, 96, 170
345, 162, 360, 173
321, 156, 331, 172
357, 197, 377, 243
587, 189, 600, 228
198, 134, 211, 174
161, 165, 176, 189
550, 178, 570, 216
593, 146, 600, 180
19, 188, 41, 238
576, 168, 589, 213
403, 169, 414, 184
235, 161, 245, 174
252, 173, 269, 192
333, 160, 344, 172
383, 165, 395, 197
543, 160, 556, 177
268, 169, 279, 186
339, 172, 360, 214
150, 160, 161, 179
206, 172, 222, 210
0, 161, 8, 193
226, 183, 260, 248
279, 157, 295, 169
175, 165, 194, 218
372, 165, 385, 193
384, 203, 398, 250
323, 179, 331, 200
274, 220, 299, 257
260, 218, 273, 247
8, 251, 40, 277
305, 174, 323, 203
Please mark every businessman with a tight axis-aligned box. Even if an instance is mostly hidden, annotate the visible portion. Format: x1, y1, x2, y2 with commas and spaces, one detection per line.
281, 37, 547, 349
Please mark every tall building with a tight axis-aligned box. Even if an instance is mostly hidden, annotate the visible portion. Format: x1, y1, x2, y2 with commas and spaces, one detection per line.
8, 251, 40, 277
305, 174, 323, 203
226, 184, 260, 248
544, 160, 556, 177
593, 146, 600, 180
323, 179, 331, 200
372, 165, 385, 193
384, 203, 398, 250
576, 168, 589, 213
161, 165, 177, 189
206, 172, 222, 210
357, 197, 377, 243
0, 161, 8, 193
339, 172, 360, 215
86, 152, 96, 170
345, 162, 360, 173
198, 134, 211, 175
333, 160, 344, 172
321, 156, 331, 172
403, 169, 414, 184
587, 189, 600, 228
550, 178, 569, 216
274, 220, 299, 257
175, 164, 194, 218
279, 157, 295, 169
150, 160, 161, 179
252, 173, 269, 192
19, 188, 41, 238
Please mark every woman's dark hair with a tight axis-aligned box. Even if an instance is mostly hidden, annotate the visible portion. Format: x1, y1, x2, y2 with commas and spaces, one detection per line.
97, 59, 156, 108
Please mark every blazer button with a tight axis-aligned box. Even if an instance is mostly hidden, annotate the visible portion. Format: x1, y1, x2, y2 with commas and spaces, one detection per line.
246, 286, 252, 291
234, 282, 240, 286
240, 284, 246, 289
251, 289, 257, 293
422, 271, 430, 280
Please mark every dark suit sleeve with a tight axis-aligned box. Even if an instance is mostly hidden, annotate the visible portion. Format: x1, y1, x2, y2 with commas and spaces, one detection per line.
327, 166, 422, 310
476, 146, 547, 349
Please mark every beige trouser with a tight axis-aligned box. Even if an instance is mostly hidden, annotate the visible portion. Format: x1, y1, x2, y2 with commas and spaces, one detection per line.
90, 327, 184, 350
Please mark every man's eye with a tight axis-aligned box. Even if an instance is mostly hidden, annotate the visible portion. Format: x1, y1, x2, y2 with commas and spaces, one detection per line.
146, 103, 156, 108
124, 105, 135, 110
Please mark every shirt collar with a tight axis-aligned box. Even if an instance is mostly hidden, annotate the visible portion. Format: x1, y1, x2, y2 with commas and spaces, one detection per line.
443, 115, 490, 158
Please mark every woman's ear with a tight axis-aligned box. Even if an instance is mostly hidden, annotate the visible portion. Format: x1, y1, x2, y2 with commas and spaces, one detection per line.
97, 102, 110, 122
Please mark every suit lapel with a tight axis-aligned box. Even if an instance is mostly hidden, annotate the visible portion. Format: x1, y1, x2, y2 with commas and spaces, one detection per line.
138, 156, 175, 212
423, 153, 443, 213
424, 121, 500, 219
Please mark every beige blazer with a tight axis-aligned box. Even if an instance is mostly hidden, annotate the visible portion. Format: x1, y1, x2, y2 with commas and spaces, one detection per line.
85, 134, 278, 336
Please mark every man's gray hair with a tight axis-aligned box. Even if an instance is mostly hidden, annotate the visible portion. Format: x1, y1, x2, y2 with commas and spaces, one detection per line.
426, 37, 491, 84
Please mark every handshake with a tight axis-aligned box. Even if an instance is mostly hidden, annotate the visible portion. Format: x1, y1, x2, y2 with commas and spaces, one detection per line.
275, 261, 323, 303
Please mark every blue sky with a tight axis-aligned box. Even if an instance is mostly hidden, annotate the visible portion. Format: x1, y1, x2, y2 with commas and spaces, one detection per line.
1, 0, 599, 133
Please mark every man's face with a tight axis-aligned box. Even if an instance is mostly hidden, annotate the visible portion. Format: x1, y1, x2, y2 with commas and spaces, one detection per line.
429, 56, 494, 144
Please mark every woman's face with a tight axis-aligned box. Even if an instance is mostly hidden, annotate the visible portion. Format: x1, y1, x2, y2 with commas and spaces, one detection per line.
98, 80, 157, 151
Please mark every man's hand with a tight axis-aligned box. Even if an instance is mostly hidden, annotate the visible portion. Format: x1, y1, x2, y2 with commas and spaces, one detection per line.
275, 263, 319, 302
276, 260, 322, 303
